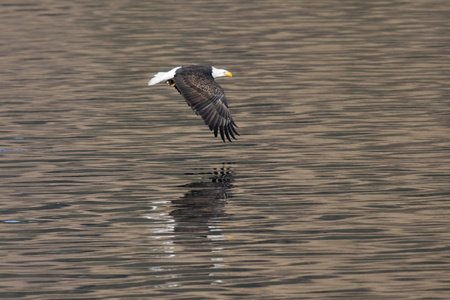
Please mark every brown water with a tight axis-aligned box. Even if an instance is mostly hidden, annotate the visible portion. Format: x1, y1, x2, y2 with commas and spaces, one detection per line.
1, 1, 450, 299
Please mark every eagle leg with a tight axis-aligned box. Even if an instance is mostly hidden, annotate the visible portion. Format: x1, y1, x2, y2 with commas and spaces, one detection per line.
166, 79, 182, 94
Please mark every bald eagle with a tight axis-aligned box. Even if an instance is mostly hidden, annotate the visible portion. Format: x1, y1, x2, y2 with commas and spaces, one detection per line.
148, 65, 239, 142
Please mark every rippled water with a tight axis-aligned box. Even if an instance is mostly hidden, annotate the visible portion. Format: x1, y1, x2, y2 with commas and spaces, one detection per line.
1, 0, 450, 299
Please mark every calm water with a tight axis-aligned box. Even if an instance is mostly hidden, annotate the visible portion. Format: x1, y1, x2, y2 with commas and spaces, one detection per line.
1, 0, 450, 299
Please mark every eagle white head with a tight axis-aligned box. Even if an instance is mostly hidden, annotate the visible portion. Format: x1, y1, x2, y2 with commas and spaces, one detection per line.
212, 67, 232, 78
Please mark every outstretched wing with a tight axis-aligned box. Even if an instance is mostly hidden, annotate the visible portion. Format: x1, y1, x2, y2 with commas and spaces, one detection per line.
173, 67, 239, 142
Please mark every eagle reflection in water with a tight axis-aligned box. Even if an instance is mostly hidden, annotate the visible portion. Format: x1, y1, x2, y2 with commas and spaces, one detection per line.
170, 165, 234, 234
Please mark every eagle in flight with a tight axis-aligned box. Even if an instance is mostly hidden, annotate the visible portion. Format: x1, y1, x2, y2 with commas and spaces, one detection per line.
148, 65, 239, 142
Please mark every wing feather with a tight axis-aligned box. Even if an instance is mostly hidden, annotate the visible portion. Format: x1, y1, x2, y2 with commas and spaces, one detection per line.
173, 66, 239, 142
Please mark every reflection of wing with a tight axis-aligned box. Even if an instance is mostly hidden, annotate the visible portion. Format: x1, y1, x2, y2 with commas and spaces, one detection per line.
170, 166, 234, 233
173, 67, 239, 142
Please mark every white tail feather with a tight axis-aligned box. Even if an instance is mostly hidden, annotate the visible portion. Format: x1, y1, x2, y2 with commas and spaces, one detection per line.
148, 66, 181, 86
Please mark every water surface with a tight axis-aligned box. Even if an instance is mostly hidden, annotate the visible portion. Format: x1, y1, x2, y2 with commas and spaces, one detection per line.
1, 1, 450, 299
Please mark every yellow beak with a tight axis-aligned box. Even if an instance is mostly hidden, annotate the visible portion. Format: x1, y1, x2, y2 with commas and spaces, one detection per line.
226, 71, 232, 77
